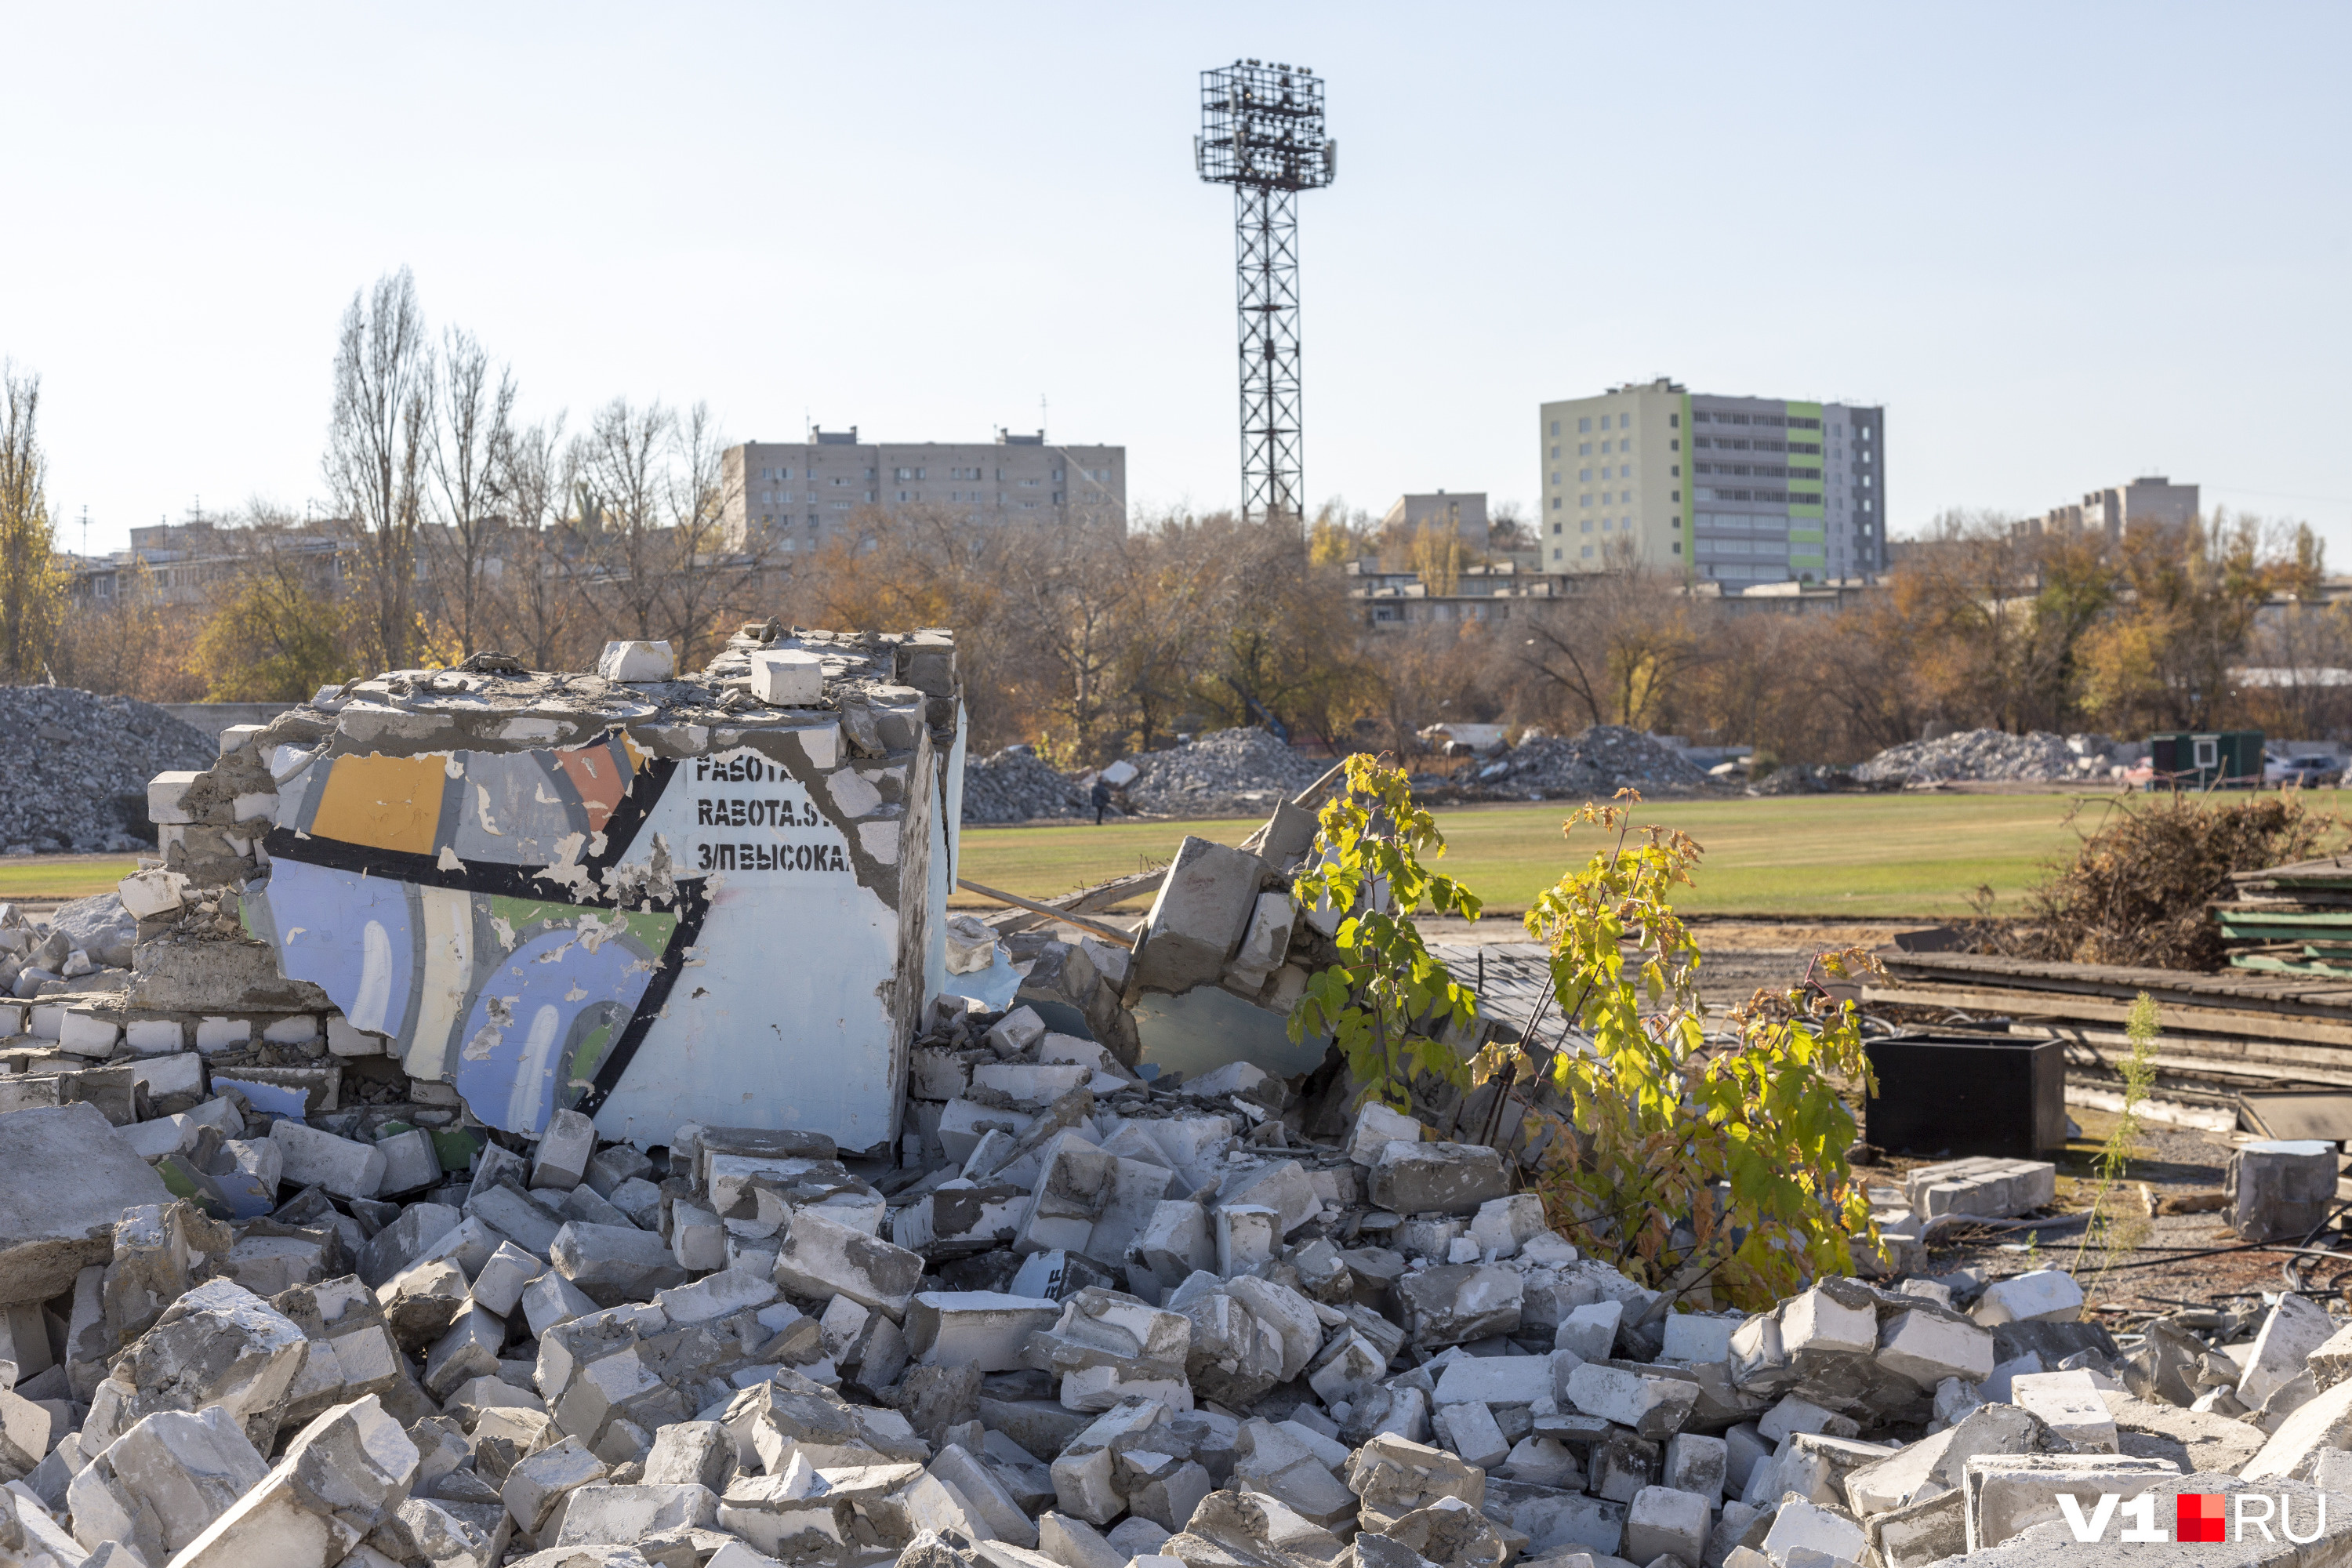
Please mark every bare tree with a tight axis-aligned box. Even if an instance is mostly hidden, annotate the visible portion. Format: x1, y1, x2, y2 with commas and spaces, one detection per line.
659, 401, 750, 671
1521, 566, 1713, 731
324, 268, 433, 670
577, 396, 675, 646
423, 326, 515, 658
0, 364, 62, 682
495, 415, 588, 671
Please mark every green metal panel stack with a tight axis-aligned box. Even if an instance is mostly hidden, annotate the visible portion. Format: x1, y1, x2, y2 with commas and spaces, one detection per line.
2216, 857, 2352, 975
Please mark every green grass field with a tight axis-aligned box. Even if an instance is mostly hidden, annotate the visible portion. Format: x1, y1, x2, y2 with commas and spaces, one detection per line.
0, 855, 142, 904
6, 788, 2336, 920
956, 789, 2345, 919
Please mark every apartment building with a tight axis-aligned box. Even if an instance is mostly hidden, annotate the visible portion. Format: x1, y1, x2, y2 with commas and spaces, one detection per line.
1535, 378, 1886, 588
1379, 491, 1488, 549
2015, 475, 2198, 542
722, 426, 1126, 554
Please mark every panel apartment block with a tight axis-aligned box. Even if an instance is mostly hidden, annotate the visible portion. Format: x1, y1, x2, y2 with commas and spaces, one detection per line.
724, 427, 1126, 554
1536, 378, 1885, 588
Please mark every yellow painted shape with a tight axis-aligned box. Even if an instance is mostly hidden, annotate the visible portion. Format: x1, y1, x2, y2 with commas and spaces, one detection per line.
309, 753, 448, 855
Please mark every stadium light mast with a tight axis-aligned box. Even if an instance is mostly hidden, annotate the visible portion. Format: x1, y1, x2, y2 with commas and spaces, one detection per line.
1196, 60, 1334, 524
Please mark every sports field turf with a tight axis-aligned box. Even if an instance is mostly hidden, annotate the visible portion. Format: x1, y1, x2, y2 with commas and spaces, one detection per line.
953, 789, 2343, 919
6, 788, 2334, 919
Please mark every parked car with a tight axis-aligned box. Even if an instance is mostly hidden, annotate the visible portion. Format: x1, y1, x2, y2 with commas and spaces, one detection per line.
2265, 753, 2344, 786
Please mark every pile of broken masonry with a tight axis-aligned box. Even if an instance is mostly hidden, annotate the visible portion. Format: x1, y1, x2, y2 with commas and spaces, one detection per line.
13, 1068, 2352, 1568
12, 635, 2352, 1567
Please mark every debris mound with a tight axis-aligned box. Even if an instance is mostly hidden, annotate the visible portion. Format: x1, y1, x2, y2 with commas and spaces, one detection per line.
1854, 728, 2104, 785
0, 685, 212, 854
960, 745, 1091, 823
1468, 724, 1710, 798
1120, 727, 1333, 818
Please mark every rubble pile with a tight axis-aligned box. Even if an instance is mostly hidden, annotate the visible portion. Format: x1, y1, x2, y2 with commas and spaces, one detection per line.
1119, 730, 1333, 820
1854, 730, 2110, 786
20, 641, 2352, 1566
15, 1054, 2352, 1568
0, 685, 213, 855
963, 748, 1092, 825
1461, 725, 1711, 800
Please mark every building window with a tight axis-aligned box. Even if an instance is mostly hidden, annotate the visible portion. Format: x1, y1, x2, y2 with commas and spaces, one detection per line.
1669, 412, 1679, 428
1620, 465, 1632, 478
1578, 468, 1592, 482
1551, 472, 1560, 485
1578, 417, 1592, 433
1580, 495, 1592, 508
1551, 546, 1563, 561
1671, 490, 1680, 504
1671, 540, 1682, 554
1581, 545, 1594, 557
1581, 520, 1593, 533
1552, 521, 1562, 535
1550, 420, 1559, 436
1551, 497, 1560, 510
1549, 445, 1559, 459
1618, 414, 1631, 429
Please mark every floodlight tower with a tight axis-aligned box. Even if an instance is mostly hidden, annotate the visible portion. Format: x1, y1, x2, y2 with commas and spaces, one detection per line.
1196, 60, 1334, 524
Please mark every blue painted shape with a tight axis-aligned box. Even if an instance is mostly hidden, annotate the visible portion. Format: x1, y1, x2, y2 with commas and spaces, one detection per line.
450, 923, 662, 1136
212, 1076, 310, 1120
263, 858, 419, 1039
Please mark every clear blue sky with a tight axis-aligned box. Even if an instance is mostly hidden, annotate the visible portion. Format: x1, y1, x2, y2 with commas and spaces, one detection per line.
5, 4, 2348, 559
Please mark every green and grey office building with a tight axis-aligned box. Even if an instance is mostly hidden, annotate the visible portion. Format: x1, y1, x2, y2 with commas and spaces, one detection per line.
1536, 378, 1884, 587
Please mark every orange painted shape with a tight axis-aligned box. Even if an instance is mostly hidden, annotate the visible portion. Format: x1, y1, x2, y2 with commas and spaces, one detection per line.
307, 753, 448, 855
557, 742, 626, 832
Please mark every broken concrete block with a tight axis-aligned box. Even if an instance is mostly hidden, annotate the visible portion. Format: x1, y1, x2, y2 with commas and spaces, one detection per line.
2226, 1138, 2338, 1241
671, 1202, 727, 1273
358, 1201, 462, 1288
1400, 1263, 1523, 1348
1971, 1268, 2084, 1327
2011, 1368, 2118, 1452
1036, 1509, 1123, 1568
552, 1482, 721, 1546
1134, 837, 1267, 994
1214, 1205, 1278, 1277
1842, 1402, 2038, 1517
906, 1292, 1064, 1372
1435, 1400, 1510, 1468
0, 1101, 172, 1304
551, 1221, 689, 1307
1876, 1307, 1995, 1388
597, 639, 677, 681
168, 1394, 422, 1568
933, 1443, 1041, 1547
1348, 1102, 1424, 1167
472, 1240, 543, 1318
270, 1118, 387, 1200
107, 1276, 310, 1453
1220, 1160, 1318, 1237
1758, 1497, 1868, 1566
1136, 1202, 1214, 1284
1555, 1300, 1624, 1363
1960, 1450, 2179, 1552
1367, 1140, 1510, 1217
424, 1304, 507, 1399
2243, 1374, 2352, 1480
2238, 1290, 2336, 1408
1565, 1361, 1700, 1439
749, 648, 825, 706
66, 1404, 270, 1563
1662, 1432, 1727, 1500
531, 1109, 597, 1192
1781, 1283, 1878, 1356
771, 1207, 924, 1319
985, 1006, 1047, 1058
1623, 1483, 1711, 1568
1050, 1398, 1166, 1524
503, 1433, 610, 1534
378, 1258, 470, 1352
524, 1269, 601, 1338
1225, 891, 1298, 990
375, 1127, 441, 1197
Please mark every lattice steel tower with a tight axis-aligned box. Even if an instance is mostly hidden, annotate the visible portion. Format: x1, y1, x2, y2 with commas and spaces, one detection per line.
1196, 60, 1334, 524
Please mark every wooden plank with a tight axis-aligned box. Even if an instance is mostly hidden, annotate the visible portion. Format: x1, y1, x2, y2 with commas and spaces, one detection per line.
982, 866, 1165, 937
1861, 982, 2352, 1048
957, 879, 1139, 947
1878, 952, 2352, 1016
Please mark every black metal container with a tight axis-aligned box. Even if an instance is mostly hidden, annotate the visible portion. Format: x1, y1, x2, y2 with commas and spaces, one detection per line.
1864, 1032, 2067, 1158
